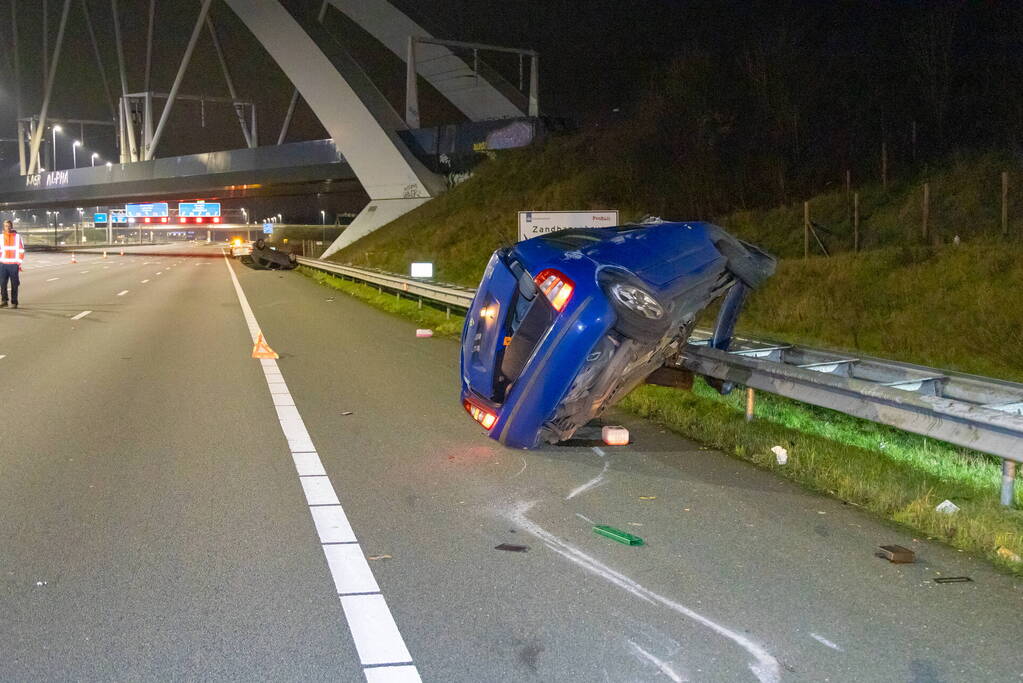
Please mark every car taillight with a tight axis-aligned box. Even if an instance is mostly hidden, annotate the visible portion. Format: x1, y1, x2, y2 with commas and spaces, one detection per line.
534, 269, 574, 311
464, 400, 497, 430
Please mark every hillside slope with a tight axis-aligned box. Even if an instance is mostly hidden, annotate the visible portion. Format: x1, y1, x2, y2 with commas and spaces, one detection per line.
331, 135, 1023, 381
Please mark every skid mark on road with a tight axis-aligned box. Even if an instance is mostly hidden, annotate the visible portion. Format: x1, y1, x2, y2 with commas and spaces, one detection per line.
629, 641, 686, 682
507, 501, 780, 683
223, 255, 421, 682
810, 633, 843, 651
566, 460, 610, 500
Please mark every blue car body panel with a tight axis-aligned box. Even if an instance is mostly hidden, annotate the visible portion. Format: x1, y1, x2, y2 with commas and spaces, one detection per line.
460, 220, 774, 449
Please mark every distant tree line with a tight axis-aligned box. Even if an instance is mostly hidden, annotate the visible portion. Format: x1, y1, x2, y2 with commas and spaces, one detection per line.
598, 1, 1023, 217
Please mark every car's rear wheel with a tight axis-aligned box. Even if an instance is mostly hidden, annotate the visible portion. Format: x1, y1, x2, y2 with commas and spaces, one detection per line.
599, 271, 671, 343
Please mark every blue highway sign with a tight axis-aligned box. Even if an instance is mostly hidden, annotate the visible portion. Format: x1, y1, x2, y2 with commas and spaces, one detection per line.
125, 202, 169, 218
178, 201, 221, 217
93, 213, 108, 224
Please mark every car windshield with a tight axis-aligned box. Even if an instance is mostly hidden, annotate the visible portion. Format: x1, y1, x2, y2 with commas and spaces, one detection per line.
537, 226, 645, 250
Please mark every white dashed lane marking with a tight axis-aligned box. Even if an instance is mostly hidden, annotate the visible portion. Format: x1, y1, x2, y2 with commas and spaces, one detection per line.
222, 254, 421, 681
141, 279, 150, 283
116, 290, 129, 296
46, 277, 59, 282
70, 311, 91, 320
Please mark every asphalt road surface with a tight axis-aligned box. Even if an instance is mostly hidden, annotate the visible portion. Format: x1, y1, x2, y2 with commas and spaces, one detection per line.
1, 243, 1020, 682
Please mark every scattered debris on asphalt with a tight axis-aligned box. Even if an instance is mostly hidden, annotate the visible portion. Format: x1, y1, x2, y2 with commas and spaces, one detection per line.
771, 445, 789, 465
996, 546, 1022, 562
494, 543, 529, 552
878, 544, 915, 563
593, 525, 645, 546
341, 411, 354, 416
601, 425, 629, 445
326, 297, 335, 302
416, 329, 433, 338
639, 496, 657, 501
933, 576, 973, 584
935, 499, 960, 514
35, 581, 47, 587
367, 554, 392, 561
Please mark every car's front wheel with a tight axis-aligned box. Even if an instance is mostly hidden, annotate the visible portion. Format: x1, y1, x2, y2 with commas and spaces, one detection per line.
599, 271, 671, 343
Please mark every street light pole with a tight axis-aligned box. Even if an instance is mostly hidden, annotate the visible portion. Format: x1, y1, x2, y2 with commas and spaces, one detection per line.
91, 152, 98, 167
52, 124, 61, 169
73, 139, 81, 168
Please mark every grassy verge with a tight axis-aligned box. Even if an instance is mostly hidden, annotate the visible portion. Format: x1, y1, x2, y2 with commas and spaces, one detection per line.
621, 381, 1023, 573
300, 264, 1023, 573
298, 266, 463, 337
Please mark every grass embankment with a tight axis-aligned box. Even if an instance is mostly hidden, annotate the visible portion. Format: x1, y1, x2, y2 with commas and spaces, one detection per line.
622, 382, 1023, 574
741, 244, 1023, 382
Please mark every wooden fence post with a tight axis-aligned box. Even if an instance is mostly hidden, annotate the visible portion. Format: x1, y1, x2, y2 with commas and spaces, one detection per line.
881, 141, 888, 191
853, 191, 860, 252
845, 169, 851, 195
803, 201, 810, 259
1002, 171, 1009, 237
922, 182, 930, 242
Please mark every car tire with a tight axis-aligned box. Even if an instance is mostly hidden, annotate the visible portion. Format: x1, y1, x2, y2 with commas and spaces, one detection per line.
714, 235, 773, 290
598, 271, 671, 343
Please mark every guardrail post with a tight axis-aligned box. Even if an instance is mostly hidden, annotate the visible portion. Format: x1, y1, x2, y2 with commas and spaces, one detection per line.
745, 387, 755, 422
445, 306, 450, 319
1001, 459, 1016, 507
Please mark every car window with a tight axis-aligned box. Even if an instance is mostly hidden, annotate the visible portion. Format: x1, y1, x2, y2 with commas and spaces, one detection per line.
536, 230, 605, 250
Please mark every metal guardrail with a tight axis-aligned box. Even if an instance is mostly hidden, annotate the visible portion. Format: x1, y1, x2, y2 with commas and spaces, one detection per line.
296, 256, 1023, 504
296, 256, 476, 310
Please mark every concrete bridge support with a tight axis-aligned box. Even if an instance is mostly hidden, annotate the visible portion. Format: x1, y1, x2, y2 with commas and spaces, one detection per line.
222, 0, 446, 258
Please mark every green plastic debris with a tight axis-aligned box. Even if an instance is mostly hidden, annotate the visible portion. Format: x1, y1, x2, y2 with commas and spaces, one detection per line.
593, 525, 644, 546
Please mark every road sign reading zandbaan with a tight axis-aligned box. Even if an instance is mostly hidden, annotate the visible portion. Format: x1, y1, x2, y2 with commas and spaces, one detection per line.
517, 210, 619, 242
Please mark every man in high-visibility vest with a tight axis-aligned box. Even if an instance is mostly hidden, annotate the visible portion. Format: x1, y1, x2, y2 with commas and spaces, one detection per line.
1, 219, 26, 309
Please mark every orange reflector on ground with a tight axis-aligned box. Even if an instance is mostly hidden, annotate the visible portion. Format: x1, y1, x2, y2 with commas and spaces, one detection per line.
251, 332, 279, 359
602, 425, 629, 446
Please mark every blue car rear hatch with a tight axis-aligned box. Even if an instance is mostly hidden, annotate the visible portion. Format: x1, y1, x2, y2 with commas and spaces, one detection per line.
462, 252, 519, 402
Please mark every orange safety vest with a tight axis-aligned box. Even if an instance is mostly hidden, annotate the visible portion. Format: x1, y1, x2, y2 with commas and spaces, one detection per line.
0, 232, 25, 265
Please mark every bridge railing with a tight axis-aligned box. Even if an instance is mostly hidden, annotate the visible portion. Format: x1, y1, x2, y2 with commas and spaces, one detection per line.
295, 255, 1023, 505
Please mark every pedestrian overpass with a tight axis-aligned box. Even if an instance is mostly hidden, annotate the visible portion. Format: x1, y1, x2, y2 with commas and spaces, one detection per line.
5, 0, 541, 257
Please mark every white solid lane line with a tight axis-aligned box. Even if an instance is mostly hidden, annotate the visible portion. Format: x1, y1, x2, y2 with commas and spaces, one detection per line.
70, 311, 91, 320
117, 290, 129, 296
222, 255, 421, 682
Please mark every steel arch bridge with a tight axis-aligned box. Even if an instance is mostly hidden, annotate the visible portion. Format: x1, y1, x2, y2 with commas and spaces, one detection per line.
8, 0, 539, 257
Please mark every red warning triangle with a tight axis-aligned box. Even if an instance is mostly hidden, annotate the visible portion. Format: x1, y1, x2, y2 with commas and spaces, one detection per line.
251, 332, 279, 359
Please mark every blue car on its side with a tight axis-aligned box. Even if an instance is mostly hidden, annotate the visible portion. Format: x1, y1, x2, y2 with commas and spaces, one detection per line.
460, 219, 775, 449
